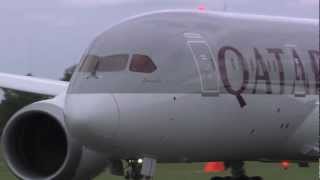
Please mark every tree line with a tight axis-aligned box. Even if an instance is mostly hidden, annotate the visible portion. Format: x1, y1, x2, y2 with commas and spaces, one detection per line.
0, 65, 76, 134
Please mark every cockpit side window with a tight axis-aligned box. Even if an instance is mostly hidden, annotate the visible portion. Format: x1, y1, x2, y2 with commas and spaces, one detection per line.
79, 55, 99, 72
129, 54, 157, 73
79, 54, 129, 72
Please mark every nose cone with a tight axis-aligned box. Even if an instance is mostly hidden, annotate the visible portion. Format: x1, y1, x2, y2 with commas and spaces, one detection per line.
65, 93, 119, 152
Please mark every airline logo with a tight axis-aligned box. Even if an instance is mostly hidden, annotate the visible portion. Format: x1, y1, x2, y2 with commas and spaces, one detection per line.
217, 46, 319, 107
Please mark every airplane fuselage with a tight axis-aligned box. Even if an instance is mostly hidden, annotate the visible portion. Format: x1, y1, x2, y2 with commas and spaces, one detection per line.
65, 11, 319, 163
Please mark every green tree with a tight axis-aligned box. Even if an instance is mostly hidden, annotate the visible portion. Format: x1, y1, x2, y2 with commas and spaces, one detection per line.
0, 89, 50, 132
0, 74, 50, 134
0, 66, 77, 134
61, 65, 77, 81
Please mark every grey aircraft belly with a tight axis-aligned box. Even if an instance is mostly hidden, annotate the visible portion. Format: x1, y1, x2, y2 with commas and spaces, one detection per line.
0, 10, 319, 180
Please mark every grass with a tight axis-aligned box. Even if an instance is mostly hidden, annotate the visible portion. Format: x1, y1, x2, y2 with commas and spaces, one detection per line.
0, 154, 318, 180
0, 145, 318, 180
95, 162, 319, 180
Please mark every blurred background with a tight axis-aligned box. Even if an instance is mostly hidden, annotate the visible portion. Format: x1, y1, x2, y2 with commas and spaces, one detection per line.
0, 0, 318, 79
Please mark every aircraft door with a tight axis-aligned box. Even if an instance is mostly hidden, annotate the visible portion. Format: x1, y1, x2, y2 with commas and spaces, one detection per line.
285, 45, 309, 97
187, 40, 219, 96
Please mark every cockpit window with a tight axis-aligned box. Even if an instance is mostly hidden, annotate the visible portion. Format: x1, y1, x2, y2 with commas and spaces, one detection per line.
79, 54, 129, 72
97, 54, 129, 72
129, 54, 157, 73
79, 55, 99, 72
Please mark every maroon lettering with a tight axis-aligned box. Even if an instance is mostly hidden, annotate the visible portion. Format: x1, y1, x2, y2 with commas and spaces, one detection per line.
252, 48, 272, 94
267, 48, 285, 94
309, 50, 320, 93
218, 47, 249, 107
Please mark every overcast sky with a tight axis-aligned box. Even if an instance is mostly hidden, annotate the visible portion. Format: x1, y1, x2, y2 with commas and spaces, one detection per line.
0, 0, 318, 79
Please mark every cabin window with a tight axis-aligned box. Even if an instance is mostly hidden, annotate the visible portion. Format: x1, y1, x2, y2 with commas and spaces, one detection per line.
129, 54, 157, 73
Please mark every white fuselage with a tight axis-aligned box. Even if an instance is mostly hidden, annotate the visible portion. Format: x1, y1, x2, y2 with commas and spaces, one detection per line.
65, 11, 319, 162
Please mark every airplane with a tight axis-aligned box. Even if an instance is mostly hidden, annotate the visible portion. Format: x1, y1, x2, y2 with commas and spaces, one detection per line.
0, 9, 319, 180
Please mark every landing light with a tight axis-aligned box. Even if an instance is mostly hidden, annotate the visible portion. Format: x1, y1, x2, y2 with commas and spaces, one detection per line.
138, 159, 143, 164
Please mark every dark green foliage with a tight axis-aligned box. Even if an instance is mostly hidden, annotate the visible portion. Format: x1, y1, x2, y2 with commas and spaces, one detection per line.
0, 66, 77, 134
61, 65, 77, 81
0, 74, 51, 133
0, 89, 50, 134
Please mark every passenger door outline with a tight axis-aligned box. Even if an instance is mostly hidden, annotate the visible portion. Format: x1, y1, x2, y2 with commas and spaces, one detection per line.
285, 44, 308, 97
187, 40, 220, 96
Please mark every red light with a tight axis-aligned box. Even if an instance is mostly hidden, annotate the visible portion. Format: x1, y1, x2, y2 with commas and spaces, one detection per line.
281, 161, 290, 170
204, 162, 225, 173
198, 4, 206, 11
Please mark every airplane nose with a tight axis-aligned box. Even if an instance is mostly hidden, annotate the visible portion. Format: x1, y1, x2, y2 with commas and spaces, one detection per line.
64, 93, 119, 152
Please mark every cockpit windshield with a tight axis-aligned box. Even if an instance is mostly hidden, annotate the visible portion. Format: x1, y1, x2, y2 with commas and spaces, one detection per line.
79, 54, 129, 72
69, 21, 200, 94
79, 53, 157, 74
